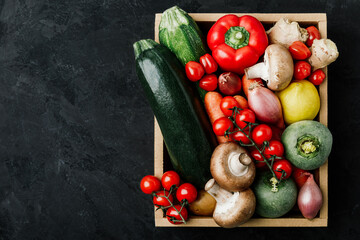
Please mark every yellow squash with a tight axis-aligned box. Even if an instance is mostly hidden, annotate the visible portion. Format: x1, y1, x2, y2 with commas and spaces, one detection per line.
276, 80, 320, 125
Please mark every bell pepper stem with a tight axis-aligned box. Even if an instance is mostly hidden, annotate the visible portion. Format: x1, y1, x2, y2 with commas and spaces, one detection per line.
225, 26, 250, 49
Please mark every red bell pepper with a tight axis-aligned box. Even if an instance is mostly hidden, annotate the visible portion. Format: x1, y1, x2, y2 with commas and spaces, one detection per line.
207, 15, 268, 75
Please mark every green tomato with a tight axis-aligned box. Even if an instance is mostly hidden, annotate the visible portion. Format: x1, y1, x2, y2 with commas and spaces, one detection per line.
281, 120, 332, 170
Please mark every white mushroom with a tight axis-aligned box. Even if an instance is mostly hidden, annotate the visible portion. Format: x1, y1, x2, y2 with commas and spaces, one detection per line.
267, 18, 308, 48
245, 44, 294, 91
308, 38, 339, 70
205, 179, 256, 228
210, 142, 255, 192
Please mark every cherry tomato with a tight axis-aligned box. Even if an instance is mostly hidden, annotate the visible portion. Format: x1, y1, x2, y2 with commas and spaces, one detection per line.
306, 26, 321, 47
213, 117, 234, 136
199, 74, 218, 91
308, 69, 326, 85
161, 171, 180, 191
294, 61, 311, 80
289, 41, 311, 60
220, 96, 240, 117
250, 149, 266, 168
264, 140, 284, 159
272, 159, 292, 180
235, 109, 256, 129
140, 175, 161, 194
199, 53, 218, 74
166, 205, 188, 225
230, 129, 250, 144
251, 124, 272, 145
176, 183, 197, 204
269, 125, 284, 141
153, 191, 174, 207
185, 61, 205, 82
292, 167, 310, 189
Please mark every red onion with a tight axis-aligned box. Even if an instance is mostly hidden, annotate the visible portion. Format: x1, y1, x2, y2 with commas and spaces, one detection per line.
248, 84, 285, 129
297, 173, 323, 219
218, 72, 242, 95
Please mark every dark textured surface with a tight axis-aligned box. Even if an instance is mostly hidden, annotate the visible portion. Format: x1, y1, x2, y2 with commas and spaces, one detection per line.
0, 0, 359, 239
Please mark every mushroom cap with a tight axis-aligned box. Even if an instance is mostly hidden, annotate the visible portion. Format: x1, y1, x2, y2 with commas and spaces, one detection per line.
265, 44, 294, 91
210, 142, 256, 192
213, 188, 256, 228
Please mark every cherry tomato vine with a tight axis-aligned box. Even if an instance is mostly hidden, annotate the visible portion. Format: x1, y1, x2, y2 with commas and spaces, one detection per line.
224, 107, 288, 183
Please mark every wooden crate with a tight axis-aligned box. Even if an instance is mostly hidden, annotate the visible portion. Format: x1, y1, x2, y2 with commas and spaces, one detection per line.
153, 13, 328, 227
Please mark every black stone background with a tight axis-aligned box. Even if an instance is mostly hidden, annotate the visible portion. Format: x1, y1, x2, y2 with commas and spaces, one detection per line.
0, 0, 359, 239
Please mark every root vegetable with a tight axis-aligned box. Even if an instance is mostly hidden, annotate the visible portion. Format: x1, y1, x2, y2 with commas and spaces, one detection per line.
308, 39, 339, 70
245, 44, 293, 91
248, 83, 285, 129
241, 75, 262, 97
204, 92, 232, 144
205, 178, 256, 228
297, 173, 323, 219
218, 72, 242, 95
267, 18, 308, 48
233, 95, 248, 109
188, 190, 216, 216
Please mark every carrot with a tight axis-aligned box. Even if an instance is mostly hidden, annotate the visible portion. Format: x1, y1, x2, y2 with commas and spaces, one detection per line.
204, 92, 232, 144
233, 95, 248, 109
242, 75, 262, 97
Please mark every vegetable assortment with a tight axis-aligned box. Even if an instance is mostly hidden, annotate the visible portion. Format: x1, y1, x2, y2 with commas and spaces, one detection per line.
134, 6, 338, 227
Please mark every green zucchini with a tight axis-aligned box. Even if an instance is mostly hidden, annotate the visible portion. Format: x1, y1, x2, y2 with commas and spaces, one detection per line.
159, 6, 208, 100
134, 39, 216, 188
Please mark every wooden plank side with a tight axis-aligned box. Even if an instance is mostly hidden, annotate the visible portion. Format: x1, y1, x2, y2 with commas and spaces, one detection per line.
156, 13, 326, 23
153, 13, 328, 227
317, 19, 328, 221
155, 217, 327, 227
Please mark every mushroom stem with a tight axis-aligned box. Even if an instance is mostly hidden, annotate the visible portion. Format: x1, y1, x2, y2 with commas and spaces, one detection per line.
239, 153, 252, 166
205, 179, 233, 204
245, 62, 268, 81
228, 152, 249, 177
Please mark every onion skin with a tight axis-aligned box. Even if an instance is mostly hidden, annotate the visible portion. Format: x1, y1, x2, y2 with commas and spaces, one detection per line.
248, 85, 285, 129
218, 72, 242, 95
297, 173, 323, 219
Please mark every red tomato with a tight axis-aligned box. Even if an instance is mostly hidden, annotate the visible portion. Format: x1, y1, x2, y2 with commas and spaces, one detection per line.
250, 149, 266, 168
306, 26, 321, 47
153, 191, 173, 207
272, 159, 292, 180
140, 175, 161, 194
294, 61, 311, 80
264, 140, 284, 159
199, 74, 218, 91
230, 129, 251, 144
308, 69, 326, 85
292, 167, 310, 189
166, 205, 188, 225
220, 96, 240, 117
185, 61, 205, 81
161, 171, 180, 191
213, 117, 234, 136
176, 183, 198, 204
235, 109, 256, 129
251, 124, 272, 145
269, 125, 284, 141
199, 53, 218, 74
289, 41, 311, 60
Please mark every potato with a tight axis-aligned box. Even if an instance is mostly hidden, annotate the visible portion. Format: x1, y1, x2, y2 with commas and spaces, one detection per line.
188, 190, 216, 216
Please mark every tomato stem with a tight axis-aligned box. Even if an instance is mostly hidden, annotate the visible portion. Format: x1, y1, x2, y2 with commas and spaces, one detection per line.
227, 108, 280, 181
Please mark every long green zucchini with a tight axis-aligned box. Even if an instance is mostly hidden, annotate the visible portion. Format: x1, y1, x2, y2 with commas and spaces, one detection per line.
134, 39, 216, 188
159, 6, 208, 100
